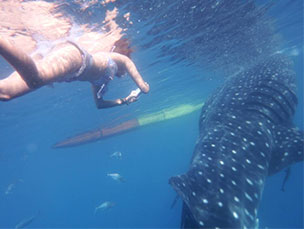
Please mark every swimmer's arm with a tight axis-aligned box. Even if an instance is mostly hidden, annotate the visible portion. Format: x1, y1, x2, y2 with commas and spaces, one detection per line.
110, 53, 150, 93
91, 84, 127, 109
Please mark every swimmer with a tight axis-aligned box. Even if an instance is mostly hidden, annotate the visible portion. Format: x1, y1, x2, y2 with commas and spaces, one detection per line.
110, 151, 122, 159
94, 201, 115, 214
107, 173, 125, 182
0, 37, 149, 108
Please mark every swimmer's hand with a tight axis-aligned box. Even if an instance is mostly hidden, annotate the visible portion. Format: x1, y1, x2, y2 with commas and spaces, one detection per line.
124, 88, 142, 105
119, 97, 136, 105
129, 88, 142, 98
127, 96, 138, 104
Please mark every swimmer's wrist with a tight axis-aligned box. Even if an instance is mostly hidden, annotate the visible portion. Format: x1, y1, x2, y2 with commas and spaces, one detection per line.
119, 98, 127, 105
142, 82, 150, 93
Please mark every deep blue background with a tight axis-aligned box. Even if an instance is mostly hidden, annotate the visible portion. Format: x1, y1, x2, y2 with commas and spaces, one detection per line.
0, 0, 303, 228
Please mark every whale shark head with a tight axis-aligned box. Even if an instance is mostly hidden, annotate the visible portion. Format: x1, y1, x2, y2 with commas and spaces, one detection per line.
169, 54, 303, 228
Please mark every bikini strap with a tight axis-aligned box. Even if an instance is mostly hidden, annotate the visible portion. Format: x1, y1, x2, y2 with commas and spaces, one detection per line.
66, 40, 92, 77
105, 55, 118, 80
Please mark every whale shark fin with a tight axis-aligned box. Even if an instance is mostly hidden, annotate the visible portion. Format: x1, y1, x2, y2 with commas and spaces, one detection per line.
169, 168, 236, 228
180, 202, 200, 228
268, 125, 304, 175
169, 173, 202, 224
170, 194, 180, 209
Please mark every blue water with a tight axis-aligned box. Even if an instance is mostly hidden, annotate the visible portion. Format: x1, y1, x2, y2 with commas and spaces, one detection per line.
0, 0, 303, 228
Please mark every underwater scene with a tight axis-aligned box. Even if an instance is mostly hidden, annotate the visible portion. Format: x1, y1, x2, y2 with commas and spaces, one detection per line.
0, 0, 303, 228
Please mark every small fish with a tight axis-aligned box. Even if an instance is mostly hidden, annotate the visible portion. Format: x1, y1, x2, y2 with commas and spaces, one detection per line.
94, 201, 115, 214
5, 183, 15, 195
107, 173, 125, 182
110, 151, 122, 159
15, 212, 39, 229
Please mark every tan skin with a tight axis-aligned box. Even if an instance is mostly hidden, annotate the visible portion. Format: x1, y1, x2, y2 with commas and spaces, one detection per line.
0, 37, 149, 108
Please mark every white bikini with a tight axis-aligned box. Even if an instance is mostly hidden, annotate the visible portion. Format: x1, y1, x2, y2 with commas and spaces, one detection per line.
58, 41, 118, 98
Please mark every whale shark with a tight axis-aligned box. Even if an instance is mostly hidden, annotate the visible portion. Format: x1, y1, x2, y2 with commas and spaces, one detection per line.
169, 54, 303, 228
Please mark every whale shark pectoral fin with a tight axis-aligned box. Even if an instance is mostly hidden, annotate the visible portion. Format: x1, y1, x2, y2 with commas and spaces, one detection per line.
169, 174, 206, 226
169, 169, 222, 228
169, 174, 191, 207
181, 202, 201, 228
268, 126, 304, 175
170, 194, 180, 209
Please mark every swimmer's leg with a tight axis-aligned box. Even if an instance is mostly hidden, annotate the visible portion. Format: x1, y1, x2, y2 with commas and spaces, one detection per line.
0, 37, 42, 89
0, 71, 33, 101
0, 38, 83, 101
